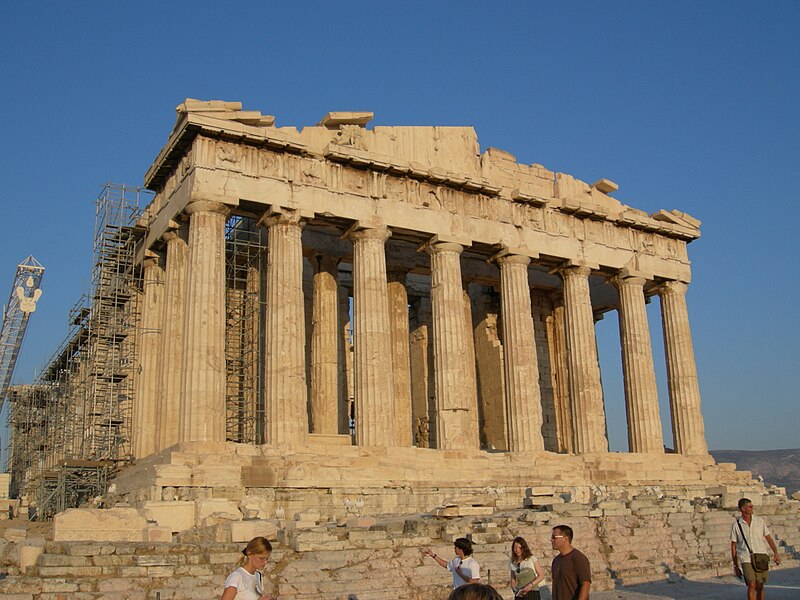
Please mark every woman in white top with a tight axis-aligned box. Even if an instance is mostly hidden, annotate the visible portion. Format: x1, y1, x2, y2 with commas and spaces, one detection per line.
221, 536, 273, 600
508, 536, 544, 599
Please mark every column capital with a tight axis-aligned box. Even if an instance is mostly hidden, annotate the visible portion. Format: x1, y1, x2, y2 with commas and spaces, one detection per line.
386, 265, 410, 284
142, 255, 162, 270
420, 239, 464, 256
492, 253, 531, 268
314, 253, 340, 270
161, 220, 185, 244
257, 206, 305, 229
657, 279, 689, 296
344, 224, 391, 243
557, 263, 593, 279
185, 200, 230, 217
611, 273, 647, 289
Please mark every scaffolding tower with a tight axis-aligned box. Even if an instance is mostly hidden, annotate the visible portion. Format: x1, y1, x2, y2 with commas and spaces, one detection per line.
7, 184, 150, 516
224, 216, 266, 444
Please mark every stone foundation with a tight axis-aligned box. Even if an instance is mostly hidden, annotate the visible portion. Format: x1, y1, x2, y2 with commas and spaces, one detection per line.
107, 441, 755, 526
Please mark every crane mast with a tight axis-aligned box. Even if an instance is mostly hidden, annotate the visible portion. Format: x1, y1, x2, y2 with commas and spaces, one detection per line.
0, 256, 45, 413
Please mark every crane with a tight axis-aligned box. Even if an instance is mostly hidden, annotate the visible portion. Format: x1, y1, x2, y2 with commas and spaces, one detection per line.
0, 256, 45, 413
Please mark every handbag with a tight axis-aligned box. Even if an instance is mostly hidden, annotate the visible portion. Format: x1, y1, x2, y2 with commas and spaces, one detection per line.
736, 518, 770, 573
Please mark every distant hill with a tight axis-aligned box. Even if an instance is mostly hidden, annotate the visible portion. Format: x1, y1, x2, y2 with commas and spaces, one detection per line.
711, 449, 800, 496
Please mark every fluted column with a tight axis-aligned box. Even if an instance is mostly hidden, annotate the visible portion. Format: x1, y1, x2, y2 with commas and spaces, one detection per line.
180, 200, 229, 443
134, 255, 164, 458
658, 280, 708, 455
558, 265, 608, 453
338, 284, 353, 435
262, 210, 308, 445
310, 255, 340, 435
155, 228, 188, 451
348, 227, 395, 446
462, 287, 480, 449
426, 240, 478, 450
496, 254, 545, 452
388, 268, 413, 446
613, 274, 664, 453
549, 293, 573, 453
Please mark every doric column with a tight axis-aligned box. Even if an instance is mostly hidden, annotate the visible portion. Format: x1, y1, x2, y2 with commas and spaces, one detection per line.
262, 209, 308, 445
387, 268, 412, 447
469, 284, 506, 450
426, 240, 478, 450
180, 200, 229, 443
133, 254, 164, 458
155, 227, 188, 451
548, 293, 573, 453
613, 273, 664, 453
338, 284, 353, 435
558, 264, 608, 453
462, 286, 480, 449
409, 296, 434, 448
658, 280, 708, 455
310, 254, 340, 435
348, 226, 395, 446
496, 254, 545, 452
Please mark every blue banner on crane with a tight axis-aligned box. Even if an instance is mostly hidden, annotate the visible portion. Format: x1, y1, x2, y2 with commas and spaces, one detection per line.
0, 256, 45, 413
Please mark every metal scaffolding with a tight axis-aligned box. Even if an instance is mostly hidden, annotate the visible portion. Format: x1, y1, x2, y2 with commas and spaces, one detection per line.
6, 183, 150, 515
224, 216, 266, 444
6, 186, 274, 517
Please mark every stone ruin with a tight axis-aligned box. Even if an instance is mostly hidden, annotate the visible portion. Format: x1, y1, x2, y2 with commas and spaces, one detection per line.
2, 99, 798, 598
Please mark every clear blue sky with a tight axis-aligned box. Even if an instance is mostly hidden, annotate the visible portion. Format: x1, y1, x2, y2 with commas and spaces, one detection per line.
1, 1, 797, 452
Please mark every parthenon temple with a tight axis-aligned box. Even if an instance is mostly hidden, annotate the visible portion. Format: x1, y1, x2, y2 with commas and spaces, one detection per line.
11, 99, 755, 520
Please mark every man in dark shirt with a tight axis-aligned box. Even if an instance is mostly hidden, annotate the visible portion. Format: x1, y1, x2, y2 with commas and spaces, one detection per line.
550, 525, 591, 600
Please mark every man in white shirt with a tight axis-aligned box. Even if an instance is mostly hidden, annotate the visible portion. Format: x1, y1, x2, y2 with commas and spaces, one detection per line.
730, 497, 781, 600
422, 537, 481, 589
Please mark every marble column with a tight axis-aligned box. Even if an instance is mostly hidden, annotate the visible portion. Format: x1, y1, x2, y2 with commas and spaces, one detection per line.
349, 227, 395, 446
558, 265, 608, 453
180, 200, 229, 443
134, 255, 164, 458
338, 284, 353, 435
658, 280, 708, 455
613, 274, 664, 453
310, 254, 340, 435
409, 296, 434, 448
548, 294, 573, 453
387, 268, 413, 447
155, 227, 188, 451
426, 240, 478, 450
462, 287, 481, 449
470, 285, 506, 450
496, 254, 545, 452
262, 210, 308, 445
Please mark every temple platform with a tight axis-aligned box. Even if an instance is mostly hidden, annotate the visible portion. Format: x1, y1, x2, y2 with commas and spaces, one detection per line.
110, 441, 758, 523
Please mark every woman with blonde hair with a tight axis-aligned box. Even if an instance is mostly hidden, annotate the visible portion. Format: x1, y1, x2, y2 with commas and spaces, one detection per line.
221, 536, 273, 600
509, 536, 544, 598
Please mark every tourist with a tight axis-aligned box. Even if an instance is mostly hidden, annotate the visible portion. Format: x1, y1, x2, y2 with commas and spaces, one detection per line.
730, 497, 781, 600
447, 582, 504, 600
422, 537, 481, 589
550, 525, 591, 600
509, 536, 544, 598
221, 536, 273, 600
